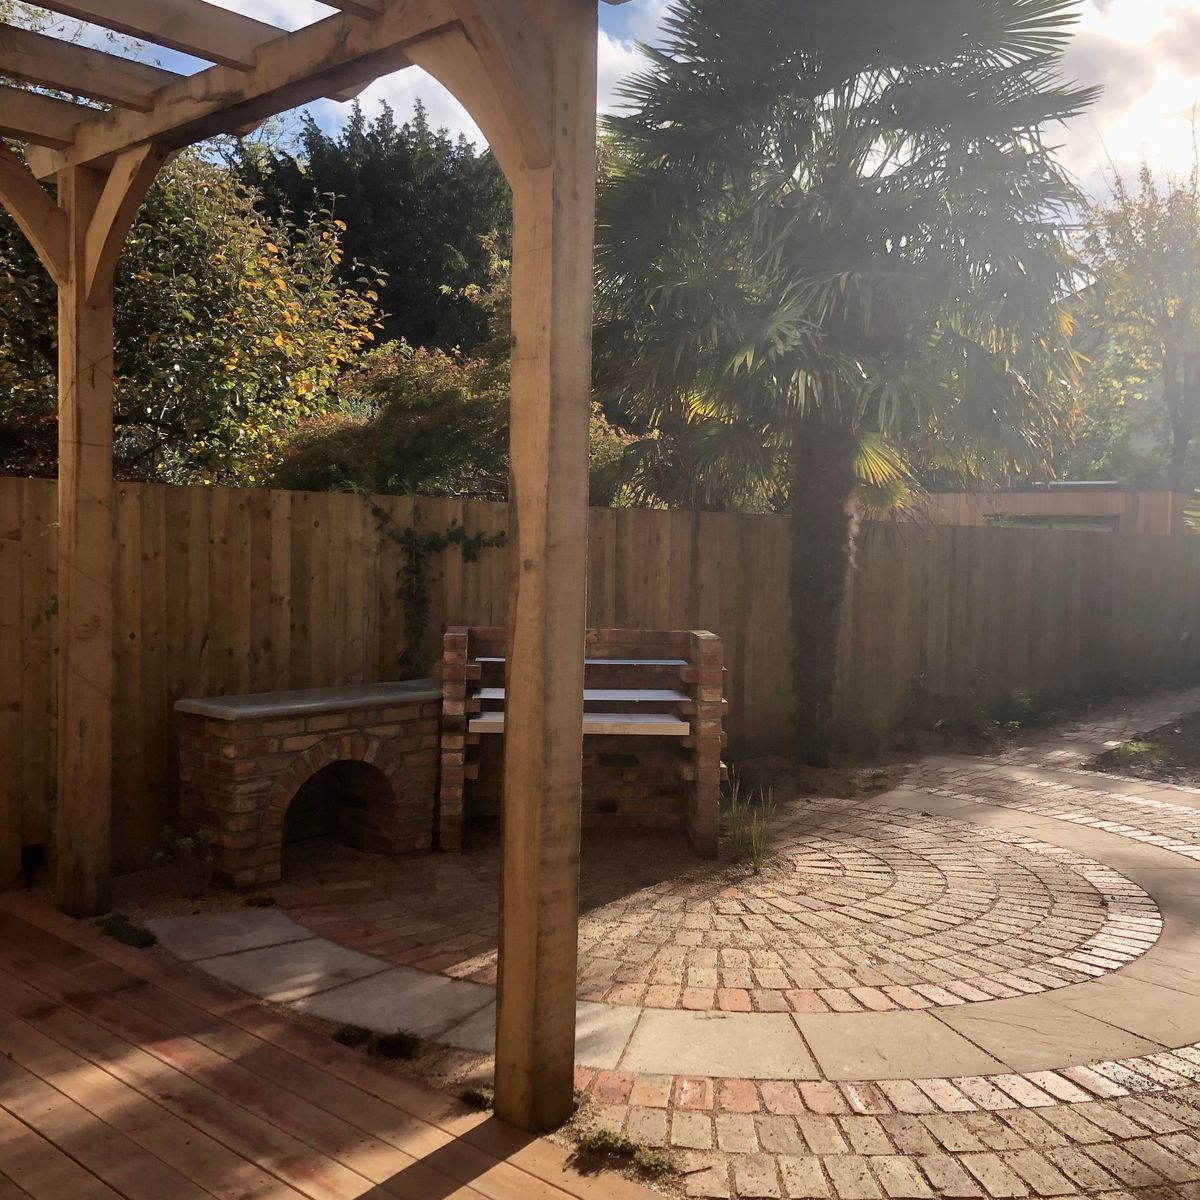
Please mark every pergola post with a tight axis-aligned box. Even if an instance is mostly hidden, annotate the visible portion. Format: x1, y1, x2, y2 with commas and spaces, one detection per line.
55, 163, 115, 917
494, 0, 598, 1134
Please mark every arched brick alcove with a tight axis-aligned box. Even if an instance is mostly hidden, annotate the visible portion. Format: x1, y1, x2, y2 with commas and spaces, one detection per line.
177, 681, 441, 888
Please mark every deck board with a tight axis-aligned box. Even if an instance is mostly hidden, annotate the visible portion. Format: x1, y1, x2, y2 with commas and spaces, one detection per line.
0, 895, 654, 1200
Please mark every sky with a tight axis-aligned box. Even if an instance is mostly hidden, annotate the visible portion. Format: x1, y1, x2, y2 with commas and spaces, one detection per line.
58, 0, 1200, 198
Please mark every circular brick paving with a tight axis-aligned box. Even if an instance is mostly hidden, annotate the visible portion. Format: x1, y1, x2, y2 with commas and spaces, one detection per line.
575, 799, 1160, 1012
281, 796, 1160, 1014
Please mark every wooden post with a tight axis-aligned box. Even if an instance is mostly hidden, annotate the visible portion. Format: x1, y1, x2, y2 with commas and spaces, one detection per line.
494, 0, 598, 1134
52, 147, 165, 917
55, 163, 115, 917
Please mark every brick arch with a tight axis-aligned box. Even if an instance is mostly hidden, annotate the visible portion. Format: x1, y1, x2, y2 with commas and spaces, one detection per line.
179, 693, 439, 888
265, 733, 407, 825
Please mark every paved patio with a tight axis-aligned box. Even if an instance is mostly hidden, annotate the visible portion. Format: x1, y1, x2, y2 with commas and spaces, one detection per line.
55, 688, 1200, 1197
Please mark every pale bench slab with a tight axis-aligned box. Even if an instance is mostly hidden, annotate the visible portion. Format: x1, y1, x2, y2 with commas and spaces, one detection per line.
470, 711, 691, 736
176, 679, 441, 722
477, 687, 691, 703
475, 657, 688, 667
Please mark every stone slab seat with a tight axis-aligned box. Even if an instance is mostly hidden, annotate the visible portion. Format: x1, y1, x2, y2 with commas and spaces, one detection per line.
477, 687, 692, 703
469, 711, 691, 736
475, 656, 689, 667
176, 679, 442, 722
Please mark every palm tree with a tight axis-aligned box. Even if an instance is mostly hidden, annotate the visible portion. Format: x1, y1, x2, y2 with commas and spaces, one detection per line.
596, 0, 1096, 764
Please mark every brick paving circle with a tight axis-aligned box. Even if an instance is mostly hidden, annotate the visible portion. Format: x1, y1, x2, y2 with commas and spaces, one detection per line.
283, 797, 1160, 1016
574, 800, 1160, 1013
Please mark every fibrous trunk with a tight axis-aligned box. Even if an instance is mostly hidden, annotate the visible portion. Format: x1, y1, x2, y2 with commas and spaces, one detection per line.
788, 408, 860, 766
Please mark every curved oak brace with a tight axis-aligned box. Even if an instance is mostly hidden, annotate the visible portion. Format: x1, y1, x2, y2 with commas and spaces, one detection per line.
0, 141, 68, 285
84, 143, 169, 306
447, 0, 553, 171
405, 29, 531, 183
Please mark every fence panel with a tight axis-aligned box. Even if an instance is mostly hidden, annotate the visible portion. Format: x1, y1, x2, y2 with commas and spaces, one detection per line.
4, 476, 1200, 880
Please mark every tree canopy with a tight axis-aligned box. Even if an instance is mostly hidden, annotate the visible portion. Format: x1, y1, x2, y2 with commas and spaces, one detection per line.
1073, 165, 1200, 488
274, 243, 638, 504
240, 102, 511, 353
0, 152, 380, 484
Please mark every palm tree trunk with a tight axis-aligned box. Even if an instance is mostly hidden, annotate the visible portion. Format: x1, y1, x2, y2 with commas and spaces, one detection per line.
788, 408, 860, 766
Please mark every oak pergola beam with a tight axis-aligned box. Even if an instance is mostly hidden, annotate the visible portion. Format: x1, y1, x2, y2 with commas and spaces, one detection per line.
491, 0, 597, 1133
448, 1, 552, 169
318, 0, 386, 16
0, 142, 68, 284
0, 84, 94, 149
26, 0, 287, 70
0, 24, 181, 110
84, 145, 169, 305
31, 2, 459, 176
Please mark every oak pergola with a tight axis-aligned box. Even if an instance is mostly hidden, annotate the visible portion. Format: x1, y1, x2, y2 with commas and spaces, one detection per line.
0, 0, 624, 1133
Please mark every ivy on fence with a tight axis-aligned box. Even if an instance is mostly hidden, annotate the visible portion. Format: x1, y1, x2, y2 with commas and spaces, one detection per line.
373, 504, 506, 674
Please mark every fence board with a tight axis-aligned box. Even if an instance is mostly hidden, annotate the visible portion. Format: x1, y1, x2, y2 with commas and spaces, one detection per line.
3, 476, 1200, 872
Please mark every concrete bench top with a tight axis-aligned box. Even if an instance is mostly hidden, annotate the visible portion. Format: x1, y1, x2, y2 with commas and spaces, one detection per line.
478, 688, 690, 703
476, 657, 688, 667
470, 711, 690, 736
176, 679, 441, 722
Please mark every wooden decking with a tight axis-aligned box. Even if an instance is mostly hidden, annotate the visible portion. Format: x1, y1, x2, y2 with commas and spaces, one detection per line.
0, 892, 654, 1200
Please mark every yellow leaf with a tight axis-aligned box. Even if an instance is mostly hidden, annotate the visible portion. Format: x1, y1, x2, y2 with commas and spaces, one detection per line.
148, 332, 160, 345
274, 333, 285, 348
273, 278, 287, 292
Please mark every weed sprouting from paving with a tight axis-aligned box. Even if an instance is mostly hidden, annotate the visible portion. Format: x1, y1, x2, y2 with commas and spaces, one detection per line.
725, 771, 776, 873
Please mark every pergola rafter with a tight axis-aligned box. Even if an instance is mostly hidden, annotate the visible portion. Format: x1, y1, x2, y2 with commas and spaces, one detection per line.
25, 0, 290, 70
0, 24, 182, 109
0, 0, 628, 1135
0, 83, 95, 148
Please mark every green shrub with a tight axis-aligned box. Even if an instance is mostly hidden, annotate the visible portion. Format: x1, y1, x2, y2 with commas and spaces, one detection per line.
371, 1030, 421, 1060
632, 1147, 674, 1177
461, 1084, 495, 1110
576, 1128, 641, 1158
98, 913, 156, 949
333, 1024, 373, 1048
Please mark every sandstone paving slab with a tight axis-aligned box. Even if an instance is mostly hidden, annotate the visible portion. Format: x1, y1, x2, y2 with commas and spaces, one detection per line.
1119, 944, 1200, 996
440, 1000, 496, 1053
199, 937, 389, 1002
932, 994, 1165, 1071
620, 1011, 818, 1078
1054, 974, 1200, 1047
145, 909, 313, 961
442, 1000, 641, 1069
575, 1000, 643, 1069
1124, 867, 1200, 901
792, 1010, 1006, 1080
882, 784, 1200, 876
291, 965, 494, 1038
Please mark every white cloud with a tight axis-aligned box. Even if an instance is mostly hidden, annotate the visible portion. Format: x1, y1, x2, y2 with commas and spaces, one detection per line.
1062, 1, 1200, 192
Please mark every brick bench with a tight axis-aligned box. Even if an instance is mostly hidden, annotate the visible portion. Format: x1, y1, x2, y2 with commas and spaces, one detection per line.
439, 628, 726, 858
176, 681, 442, 888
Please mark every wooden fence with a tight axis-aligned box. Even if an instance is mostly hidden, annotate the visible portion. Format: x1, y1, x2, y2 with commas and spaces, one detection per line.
4, 475, 1200, 884
911, 488, 1193, 535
